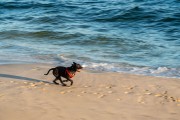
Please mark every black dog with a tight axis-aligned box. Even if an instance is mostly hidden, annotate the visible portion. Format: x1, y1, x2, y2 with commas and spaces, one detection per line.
44, 62, 83, 86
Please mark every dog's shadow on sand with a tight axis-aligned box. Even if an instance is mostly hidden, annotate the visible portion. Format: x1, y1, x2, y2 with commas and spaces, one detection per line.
0, 73, 52, 84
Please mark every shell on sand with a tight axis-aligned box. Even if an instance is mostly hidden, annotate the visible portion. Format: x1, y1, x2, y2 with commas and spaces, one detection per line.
60, 91, 66, 94
155, 94, 163, 97
116, 98, 121, 101
98, 94, 105, 98
124, 91, 129, 94
30, 84, 36, 87
144, 92, 152, 95
108, 91, 113, 94
124, 91, 133, 94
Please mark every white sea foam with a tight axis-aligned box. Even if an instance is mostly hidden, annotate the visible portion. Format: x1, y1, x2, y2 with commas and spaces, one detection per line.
56, 55, 180, 78
150, 67, 169, 74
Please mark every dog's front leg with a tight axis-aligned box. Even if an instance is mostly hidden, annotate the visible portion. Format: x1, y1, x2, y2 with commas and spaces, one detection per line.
67, 78, 73, 86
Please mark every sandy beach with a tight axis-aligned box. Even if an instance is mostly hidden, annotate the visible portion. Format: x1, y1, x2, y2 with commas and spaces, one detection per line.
0, 64, 179, 120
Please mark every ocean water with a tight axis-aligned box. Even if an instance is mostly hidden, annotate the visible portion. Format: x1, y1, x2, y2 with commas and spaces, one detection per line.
0, 0, 180, 78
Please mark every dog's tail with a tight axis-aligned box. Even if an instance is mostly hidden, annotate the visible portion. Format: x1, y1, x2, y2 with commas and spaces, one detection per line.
44, 68, 54, 75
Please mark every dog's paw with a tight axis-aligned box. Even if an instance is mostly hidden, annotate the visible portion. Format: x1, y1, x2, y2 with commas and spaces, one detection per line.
62, 84, 67, 86
53, 81, 59, 85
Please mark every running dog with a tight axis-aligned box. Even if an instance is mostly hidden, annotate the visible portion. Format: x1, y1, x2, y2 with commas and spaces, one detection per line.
44, 62, 83, 86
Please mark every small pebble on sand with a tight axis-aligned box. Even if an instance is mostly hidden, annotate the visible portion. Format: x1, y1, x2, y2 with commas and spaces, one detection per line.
106, 86, 112, 89
67, 90, 73, 93
124, 91, 133, 94
81, 91, 86, 93
45, 83, 49, 86
24, 82, 28, 84
127, 87, 134, 90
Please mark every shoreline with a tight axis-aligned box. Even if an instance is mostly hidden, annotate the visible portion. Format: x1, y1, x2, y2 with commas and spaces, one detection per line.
0, 64, 179, 120
0, 63, 179, 79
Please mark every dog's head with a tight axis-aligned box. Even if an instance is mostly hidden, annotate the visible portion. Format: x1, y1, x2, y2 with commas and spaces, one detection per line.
71, 62, 83, 72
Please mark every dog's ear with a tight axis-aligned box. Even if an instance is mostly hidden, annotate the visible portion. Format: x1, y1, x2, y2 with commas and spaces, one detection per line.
73, 62, 76, 65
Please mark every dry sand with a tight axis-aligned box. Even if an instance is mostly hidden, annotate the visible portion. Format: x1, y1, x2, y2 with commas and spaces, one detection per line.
0, 64, 179, 120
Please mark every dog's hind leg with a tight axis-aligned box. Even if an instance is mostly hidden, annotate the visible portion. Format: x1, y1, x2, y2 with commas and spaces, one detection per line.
58, 77, 67, 86
53, 78, 59, 85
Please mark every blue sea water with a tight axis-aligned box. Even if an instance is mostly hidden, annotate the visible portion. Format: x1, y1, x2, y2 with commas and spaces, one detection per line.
0, 0, 180, 78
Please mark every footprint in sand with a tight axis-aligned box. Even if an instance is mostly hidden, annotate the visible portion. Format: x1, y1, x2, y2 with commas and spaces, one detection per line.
137, 96, 145, 104
0, 94, 4, 98
81, 91, 86, 94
